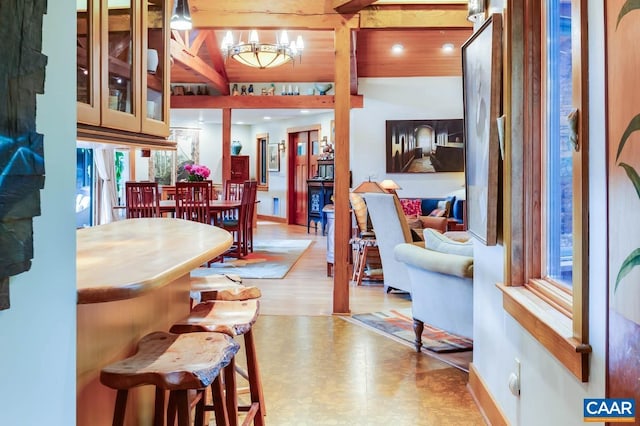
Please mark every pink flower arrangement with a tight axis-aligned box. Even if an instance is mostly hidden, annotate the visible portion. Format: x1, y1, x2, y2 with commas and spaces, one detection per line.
184, 163, 211, 181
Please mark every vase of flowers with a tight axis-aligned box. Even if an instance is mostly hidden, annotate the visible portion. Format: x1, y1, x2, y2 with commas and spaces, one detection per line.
184, 163, 211, 181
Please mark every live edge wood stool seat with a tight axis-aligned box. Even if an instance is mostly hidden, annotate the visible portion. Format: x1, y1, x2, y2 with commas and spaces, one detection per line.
170, 299, 265, 426
190, 274, 261, 306
100, 331, 240, 426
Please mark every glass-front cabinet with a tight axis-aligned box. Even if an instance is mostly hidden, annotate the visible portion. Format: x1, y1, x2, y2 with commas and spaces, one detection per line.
77, 0, 169, 137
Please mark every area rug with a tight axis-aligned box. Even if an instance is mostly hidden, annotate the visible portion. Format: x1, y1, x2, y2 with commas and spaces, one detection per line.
191, 239, 313, 279
349, 308, 473, 353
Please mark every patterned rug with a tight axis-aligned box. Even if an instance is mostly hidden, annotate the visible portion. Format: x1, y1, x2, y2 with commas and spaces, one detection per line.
191, 239, 312, 279
349, 308, 473, 353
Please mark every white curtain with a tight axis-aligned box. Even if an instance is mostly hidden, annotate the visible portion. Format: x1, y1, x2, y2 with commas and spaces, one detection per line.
94, 148, 118, 224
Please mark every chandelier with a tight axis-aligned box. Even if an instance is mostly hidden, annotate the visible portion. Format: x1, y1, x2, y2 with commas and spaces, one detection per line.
220, 30, 304, 69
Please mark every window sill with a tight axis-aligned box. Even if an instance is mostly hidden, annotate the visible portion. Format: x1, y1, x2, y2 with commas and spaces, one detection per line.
496, 283, 591, 382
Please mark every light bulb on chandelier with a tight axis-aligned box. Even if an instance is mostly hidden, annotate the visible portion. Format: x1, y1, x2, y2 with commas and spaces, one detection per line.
221, 29, 304, 69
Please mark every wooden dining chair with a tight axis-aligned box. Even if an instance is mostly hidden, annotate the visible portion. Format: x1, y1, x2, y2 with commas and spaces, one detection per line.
219, 180, 255, 258
125, 181, 161, 218
243, 180, 258, 255
175, 181, 211, 224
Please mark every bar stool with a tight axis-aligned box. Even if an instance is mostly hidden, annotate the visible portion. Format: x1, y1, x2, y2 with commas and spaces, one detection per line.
170, 299, 265, 426
100, 331, 240, 426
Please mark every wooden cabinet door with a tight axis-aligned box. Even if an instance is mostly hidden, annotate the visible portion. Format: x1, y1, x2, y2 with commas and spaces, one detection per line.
230, 155, 249, 182
77, 0, 101, 125
100, 0, 141, 132
141, 0, 169, 136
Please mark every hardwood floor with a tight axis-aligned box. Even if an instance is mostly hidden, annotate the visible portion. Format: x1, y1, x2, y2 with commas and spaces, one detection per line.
232, 221, 486, 425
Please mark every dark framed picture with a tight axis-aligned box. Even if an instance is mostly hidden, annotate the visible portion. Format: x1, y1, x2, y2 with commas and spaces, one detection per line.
385, 119, 464, 173
462, 13, 503, 246
268, 143, 280, 171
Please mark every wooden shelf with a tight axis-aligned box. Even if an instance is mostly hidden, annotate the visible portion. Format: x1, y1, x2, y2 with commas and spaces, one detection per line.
170, 94, 364, 109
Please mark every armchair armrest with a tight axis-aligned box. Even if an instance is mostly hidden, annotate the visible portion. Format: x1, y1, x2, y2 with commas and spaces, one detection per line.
394, 243, 473, 279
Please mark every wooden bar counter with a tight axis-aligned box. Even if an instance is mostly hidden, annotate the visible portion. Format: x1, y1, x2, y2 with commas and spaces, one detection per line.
76, 218, 232, 426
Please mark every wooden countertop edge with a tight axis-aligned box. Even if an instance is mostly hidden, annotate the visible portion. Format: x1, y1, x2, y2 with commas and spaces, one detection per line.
77, 234, 232, 304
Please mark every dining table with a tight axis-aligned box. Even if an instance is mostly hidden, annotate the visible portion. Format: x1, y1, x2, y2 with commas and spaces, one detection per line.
159, 199, 241, 224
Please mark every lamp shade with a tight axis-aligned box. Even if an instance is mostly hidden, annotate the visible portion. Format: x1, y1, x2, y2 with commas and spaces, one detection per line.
352, 179, 386, 193
379, 179, 402, 191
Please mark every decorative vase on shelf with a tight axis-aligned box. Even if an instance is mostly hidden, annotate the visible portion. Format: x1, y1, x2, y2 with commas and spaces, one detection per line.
231, 140, 242, 155
314, 83, 333, 95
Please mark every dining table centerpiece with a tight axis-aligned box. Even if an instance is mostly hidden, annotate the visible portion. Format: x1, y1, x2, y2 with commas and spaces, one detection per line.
184, 163, 211, 181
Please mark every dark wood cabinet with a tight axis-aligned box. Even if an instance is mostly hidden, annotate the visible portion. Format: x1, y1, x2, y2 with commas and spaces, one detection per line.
230, 155, 249, 182
307, 179, 333, 234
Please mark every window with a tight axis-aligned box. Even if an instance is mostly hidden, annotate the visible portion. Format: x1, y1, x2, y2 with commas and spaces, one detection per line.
256, 133, 268, 190
499, 0, 590, 381
76, 148, 94, 228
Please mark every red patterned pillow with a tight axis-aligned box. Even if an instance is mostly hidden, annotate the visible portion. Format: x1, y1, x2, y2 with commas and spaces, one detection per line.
400, 199, 422, 216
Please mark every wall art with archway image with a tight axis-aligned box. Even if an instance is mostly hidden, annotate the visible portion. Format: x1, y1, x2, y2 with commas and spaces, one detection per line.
385, 119, 465, 173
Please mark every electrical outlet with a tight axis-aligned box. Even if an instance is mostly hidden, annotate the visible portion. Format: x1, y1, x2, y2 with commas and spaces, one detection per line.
508, 358, 521, 396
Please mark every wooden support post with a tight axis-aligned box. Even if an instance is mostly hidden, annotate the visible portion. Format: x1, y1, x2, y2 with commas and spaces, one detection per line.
222, 108, 232, 183
333, 23, 352, 315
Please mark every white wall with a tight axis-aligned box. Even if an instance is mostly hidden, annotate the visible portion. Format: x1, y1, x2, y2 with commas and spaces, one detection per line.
352, 77, 466, 198
472, 2, 606, 425
169, 77, 467, 218
0, 1, 77, 424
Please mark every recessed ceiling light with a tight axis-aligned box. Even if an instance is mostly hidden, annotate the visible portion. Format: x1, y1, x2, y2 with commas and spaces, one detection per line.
442, 43, 455, 52
263, 116, 271, 120
236, 121, 244, 125
391, 43, 404, 54
300, 110, 310, 114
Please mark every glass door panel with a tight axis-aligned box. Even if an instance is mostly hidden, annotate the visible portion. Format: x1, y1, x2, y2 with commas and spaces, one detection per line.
107, 0, 134, 114
145, 0, 164, 122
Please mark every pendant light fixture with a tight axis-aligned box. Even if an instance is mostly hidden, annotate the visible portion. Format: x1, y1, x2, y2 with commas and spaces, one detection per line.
170, 0, 192, 30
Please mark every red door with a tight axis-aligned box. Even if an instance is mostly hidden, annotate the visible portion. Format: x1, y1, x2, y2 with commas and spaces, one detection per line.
287, 129, 319, 227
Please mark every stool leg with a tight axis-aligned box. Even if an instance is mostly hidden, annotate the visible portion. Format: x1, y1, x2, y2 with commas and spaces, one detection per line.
167, 391, 177, 426
112, 389, 128, 426
244, 328, 266, 426
355, 245, 368, 286
174, 390, 191, 426
153, 388, 165, 426
210, 374, 229, 426
194, 389, 205, 426
224, 358, 238, 426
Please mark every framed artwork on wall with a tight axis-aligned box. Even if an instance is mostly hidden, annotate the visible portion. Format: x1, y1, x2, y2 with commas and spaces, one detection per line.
461, 13, 502, 246
385, 119, 465, 173
268, 143, 280, 171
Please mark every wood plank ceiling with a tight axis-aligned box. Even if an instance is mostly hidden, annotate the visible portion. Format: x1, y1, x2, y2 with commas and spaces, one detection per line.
169, 1, 473, 94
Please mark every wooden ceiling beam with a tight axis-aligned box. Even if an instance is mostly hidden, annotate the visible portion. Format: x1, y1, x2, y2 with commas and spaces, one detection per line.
204, 30, 229, 80
360, 5, 471, 28
170, 39, 230, 95
333, 0, 377, 14
189, 31, 208, 56
171, 94, 364, 109
189, 0, 359, 30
